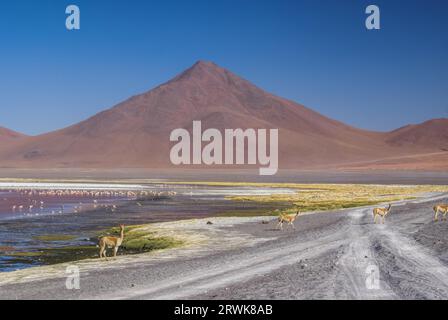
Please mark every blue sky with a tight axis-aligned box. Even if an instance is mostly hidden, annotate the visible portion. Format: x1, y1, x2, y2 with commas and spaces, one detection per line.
0, 0, 447, 135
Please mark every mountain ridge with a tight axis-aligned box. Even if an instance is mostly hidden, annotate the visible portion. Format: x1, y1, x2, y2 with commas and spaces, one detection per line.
0, 61, 446, 170
0, 127, 27, 140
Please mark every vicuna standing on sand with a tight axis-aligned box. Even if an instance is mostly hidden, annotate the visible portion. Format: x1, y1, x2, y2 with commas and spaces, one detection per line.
433, 204, 448, 222
277, 211, 300, 230
373, 204, 392, 224
99, 224, 125, 259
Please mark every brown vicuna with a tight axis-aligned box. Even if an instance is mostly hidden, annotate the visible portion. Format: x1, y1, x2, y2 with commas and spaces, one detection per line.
99, 224, 125, 259
373, 204, 392, 224
277, 211, 300, 230
433, 204, 448, 222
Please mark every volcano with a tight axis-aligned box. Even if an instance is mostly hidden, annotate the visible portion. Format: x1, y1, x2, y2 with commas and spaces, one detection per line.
0, 61, 446, 170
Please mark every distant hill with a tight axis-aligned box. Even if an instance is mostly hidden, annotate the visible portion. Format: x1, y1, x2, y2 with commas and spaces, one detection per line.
386, 119, 448, 151
0, 127, 27, 141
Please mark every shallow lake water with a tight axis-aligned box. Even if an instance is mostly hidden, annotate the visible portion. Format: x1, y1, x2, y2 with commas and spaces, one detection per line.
0, 183, 294, 272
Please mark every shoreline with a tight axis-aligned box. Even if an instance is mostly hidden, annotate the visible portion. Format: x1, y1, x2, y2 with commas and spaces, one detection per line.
0, 216, 276, 286
0, 169, 448, 185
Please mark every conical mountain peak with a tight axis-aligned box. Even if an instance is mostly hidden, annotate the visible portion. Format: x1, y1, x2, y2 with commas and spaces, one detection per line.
190, 60, 224, 73
171, 60, 241, 85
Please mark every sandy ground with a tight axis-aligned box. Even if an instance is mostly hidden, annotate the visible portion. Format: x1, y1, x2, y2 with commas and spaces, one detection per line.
0, 193, 447, 300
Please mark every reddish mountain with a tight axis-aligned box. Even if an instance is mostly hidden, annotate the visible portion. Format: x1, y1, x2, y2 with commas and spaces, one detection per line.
0, 61, 446, 170
0, 127, 26, 141
386, 119, 448, 151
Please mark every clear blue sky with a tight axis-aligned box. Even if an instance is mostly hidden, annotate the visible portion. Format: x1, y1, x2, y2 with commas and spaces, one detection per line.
0, 0, 447, 135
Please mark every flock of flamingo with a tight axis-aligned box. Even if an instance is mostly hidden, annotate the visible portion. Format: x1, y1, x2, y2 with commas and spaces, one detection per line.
2, 188, 178, 215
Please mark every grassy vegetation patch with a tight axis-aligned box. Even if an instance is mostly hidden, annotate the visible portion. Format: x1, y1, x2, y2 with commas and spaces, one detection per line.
191, 183, 448, 215
42, 246, 99, 264
33, 234, 78, 242
7, 251, 43, 257
216, 204, 289, 217
103, 227, 183, 253
164, 181, 447, 217
123, 236, 182, 251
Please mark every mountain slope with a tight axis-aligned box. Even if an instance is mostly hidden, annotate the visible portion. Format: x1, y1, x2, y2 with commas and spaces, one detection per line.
0, 61, 445, 170
0, 127, 26, 140
386, 118, 448, 151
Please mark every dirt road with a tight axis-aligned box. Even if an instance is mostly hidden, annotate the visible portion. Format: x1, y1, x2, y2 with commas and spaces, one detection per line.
1, 193, 447, 300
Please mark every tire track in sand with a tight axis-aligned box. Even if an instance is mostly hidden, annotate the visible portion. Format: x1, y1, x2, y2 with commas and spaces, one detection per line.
102, 232, 347, 300
335, 208, 397, 299
337, 193, 448, 299
373, 221, 448, 299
